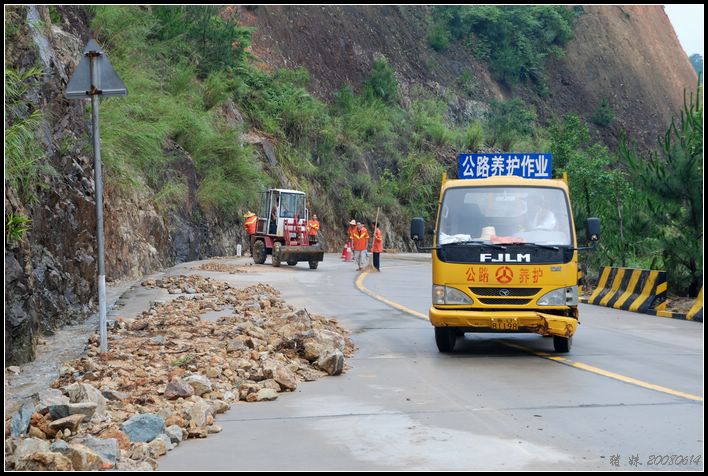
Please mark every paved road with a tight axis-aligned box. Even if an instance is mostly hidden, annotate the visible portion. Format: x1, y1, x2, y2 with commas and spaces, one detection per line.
160, 254, 703, 471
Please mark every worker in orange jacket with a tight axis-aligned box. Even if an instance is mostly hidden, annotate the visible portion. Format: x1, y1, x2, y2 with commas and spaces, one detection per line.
351, 222, 369, 271
243, 211, 257, 253
244, 211, 258, 235
347, 219, 357, 248
307, 214, 320, 244
372, 226, 383, 271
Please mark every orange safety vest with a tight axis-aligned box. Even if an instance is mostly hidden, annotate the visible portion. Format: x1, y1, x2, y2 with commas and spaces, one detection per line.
352, 227, 369, 251
348, 225, 356, 241
372, 228, 383, 253
307, 219, 320, 236
244, 215, 257, 235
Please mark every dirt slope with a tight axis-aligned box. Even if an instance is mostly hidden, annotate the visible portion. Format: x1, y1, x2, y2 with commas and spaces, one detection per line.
243, 5, 698, 149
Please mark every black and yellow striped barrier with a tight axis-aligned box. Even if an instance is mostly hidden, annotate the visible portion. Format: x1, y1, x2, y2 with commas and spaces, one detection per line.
580, 268, 702, 322
581, 267, 666, 312
686, 287, 703, 322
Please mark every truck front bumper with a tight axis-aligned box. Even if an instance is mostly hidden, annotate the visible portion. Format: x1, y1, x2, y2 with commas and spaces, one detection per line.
429, 307, 578, 337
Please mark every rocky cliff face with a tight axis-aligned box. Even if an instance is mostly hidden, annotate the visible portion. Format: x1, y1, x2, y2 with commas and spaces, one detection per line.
4, 6, 245, 364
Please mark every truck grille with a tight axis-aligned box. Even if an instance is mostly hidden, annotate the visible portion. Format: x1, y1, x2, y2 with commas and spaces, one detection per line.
478, 298, 532, 305
469, 287, 540, 297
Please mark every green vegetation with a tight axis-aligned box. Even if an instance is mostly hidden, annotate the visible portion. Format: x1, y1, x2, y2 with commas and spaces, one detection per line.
484, 98, 537, 150
590, 98, 614, 127
91, 6, 265, 220
620, 86, 703, 296
551, 116, 641, 273
92, 6, 534, 226
170, 354, 194, 367
551, 86, 703, 296
362, 58, 399, 105
48, 6, 61, 25
5, 213, 32, 244
5, 66, 56, 203
427, 6, 577, 90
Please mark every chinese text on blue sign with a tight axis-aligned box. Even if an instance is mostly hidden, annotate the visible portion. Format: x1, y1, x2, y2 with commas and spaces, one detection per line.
458, 153, 552, 179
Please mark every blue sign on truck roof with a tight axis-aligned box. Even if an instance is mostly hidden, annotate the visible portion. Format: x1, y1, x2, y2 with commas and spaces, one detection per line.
458, 153, 553, 179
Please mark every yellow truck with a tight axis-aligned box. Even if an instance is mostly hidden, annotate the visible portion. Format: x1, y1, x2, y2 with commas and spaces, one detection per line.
410, 153, 600, 353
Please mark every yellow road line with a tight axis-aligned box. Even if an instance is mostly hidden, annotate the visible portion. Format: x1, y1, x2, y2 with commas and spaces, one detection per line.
355, 271, 428, 320
356, 271, 703, 403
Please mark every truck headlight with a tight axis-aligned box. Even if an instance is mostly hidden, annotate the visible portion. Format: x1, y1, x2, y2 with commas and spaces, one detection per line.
537, 286, 578, 306
433, 285, 473, 305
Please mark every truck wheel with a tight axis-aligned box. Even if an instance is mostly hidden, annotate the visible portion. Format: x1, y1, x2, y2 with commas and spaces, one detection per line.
252, 240, 266, 265
553, 335, 572, 353
308, 260, 319, 270
272, 242, 282, 267
435, 327, 456, 353
287, 260, 297, 266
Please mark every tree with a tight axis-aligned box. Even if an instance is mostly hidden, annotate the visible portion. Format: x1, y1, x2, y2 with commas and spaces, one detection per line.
620, 86, 703, 296
362, 58, 398, 105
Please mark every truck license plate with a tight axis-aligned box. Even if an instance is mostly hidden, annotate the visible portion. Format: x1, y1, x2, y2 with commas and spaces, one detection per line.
491, 319, 518, 331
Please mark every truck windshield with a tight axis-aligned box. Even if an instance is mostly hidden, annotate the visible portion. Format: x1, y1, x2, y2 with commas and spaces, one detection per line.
279, 193, 305, 219
437, 186, 572, 246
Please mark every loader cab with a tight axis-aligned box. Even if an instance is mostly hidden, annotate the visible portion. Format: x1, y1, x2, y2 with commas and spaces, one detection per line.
257, 189, 307, 236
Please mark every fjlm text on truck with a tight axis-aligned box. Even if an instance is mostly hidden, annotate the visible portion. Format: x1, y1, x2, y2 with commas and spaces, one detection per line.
411, 153, 601, 353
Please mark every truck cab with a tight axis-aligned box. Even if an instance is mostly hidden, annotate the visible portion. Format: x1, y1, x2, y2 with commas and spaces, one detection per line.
411, 154, 600, 353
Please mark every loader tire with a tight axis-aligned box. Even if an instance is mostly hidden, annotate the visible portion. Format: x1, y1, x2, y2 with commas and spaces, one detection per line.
272, 242, 282, 267
253, 240, 266, 265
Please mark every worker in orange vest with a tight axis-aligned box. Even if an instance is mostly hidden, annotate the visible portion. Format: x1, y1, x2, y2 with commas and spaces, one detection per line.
244, 211, 258, 235
307, 214, 320, 244
243, 211, 257, 253
347, 219, 357, 248
372, 225, 383, 271
351, 222, 369, 271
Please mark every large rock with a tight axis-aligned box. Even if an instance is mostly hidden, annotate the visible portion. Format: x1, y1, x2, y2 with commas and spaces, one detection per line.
148, 437, 168, 457
99, 429, 131, 450
14, 450, 73, 471
183, 374, 212, 396
314, 329, 346, 352
10, 400, 34, 436
274, 366, 298, 391
188, 399, 211, 428
47, 404, 70, 420
121, 413, 165, 443
14, 438, 50, 463
49, 401, 97, 420
49, 440, 70, 453
255, 388, 279, 402
164, 379, 194, 400
79, 435, 119, 468
63, 382, 106, 417
208, 399, 230, 415
48, 414, 85, 434
64, 443, 107, 471
165, 425, 184, 444
36, 389, 70, 413
101, 389, 129, 401
316, 348, 344, 376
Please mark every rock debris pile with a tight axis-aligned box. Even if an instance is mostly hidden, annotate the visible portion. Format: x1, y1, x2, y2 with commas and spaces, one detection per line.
196, 262, 253, 274
5, 275, 353, 471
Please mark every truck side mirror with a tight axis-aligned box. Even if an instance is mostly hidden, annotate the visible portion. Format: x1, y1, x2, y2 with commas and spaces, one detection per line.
411, 217, 425, 241
586, 217, 601, 241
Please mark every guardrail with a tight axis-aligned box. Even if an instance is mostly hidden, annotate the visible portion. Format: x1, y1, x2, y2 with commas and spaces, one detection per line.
580, 267, 702, 322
